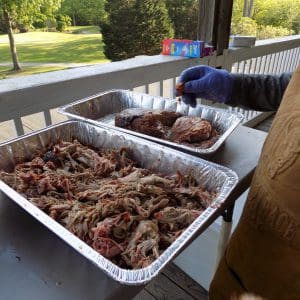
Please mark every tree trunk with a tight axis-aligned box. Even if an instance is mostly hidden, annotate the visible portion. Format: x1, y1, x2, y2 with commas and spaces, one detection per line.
3, 9, 21, 71
248, 0, 254, 18
72, 12, 76, 26
243, 0, 248, 17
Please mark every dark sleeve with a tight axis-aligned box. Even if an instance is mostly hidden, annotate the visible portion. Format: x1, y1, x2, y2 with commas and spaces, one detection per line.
227, 72, 292, 111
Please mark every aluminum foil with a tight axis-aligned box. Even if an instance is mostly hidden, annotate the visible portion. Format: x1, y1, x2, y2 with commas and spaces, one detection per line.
0, 120, 238, 285
58, 89, 243, 155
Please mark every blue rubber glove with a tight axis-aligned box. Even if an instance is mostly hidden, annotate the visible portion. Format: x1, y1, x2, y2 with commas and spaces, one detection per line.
176, 65, 234, 107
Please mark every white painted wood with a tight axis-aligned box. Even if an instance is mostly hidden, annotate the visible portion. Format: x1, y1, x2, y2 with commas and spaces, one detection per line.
270, 53, 275, 74
159, 80, 163, 97
214, 220, 232, 271
273, 52, 280, 74
282, 51, 289, 73
0, 55, 207, 123
13, 117, 24, 136
254, 57, 260, 73
228, 35, 300, 61
243, 111, 274, 127
43, 110, 52, 126
291, 48, 299, 70
277, 51, 284, 73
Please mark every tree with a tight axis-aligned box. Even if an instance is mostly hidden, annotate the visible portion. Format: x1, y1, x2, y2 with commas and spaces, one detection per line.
132, 0, 173, 55
165, 0, 198, 40
101, 0, 173, 61
101, 0, 136, 61
60, 0, 105, 26
2, 7, 20, 70
233, 0, 300, 33
252, 0, 300, 31
0, 0, 61, 71
232, 0, 300, 38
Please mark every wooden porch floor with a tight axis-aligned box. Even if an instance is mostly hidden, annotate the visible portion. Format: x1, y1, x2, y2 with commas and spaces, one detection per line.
133, 263, 208, 300
0, 110, 69, 143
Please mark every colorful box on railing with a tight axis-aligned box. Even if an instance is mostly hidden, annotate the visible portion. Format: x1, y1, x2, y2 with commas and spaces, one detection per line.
203, 44, 214, 56
162, 39, 204, 58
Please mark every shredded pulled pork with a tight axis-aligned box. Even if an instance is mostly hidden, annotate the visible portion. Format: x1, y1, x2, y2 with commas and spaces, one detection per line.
0, 139, 217, 269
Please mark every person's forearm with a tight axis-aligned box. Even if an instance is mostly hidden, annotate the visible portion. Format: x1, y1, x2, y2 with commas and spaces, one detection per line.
227, 72, 292, 111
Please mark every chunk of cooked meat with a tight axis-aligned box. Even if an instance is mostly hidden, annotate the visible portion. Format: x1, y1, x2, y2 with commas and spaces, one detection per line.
154, 207, 202, 231
115, 108, 219, 148
115, 108, 182, 138
122, 220, 160, 269
171, 116, 214, 143
0, 139, 217, 270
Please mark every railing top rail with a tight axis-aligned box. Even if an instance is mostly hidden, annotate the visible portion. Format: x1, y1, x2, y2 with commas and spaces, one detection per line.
227, 35, 300, 61
0, 55, 194, 94
0, 55, 212, 121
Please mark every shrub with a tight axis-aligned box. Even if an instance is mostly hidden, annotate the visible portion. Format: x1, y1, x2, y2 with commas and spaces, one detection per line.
45, 17, 57, 32
56, 14, 71, 32
132, 0, 174, 56
257, 25, 294, 40
33, 13, 47, 29
101, 0, 173, 61
231, 17, 257, 36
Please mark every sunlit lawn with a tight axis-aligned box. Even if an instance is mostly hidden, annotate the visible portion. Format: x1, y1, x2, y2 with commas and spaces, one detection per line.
0, 65, 70, 79
65, 26, 101, 34
0, 26, 109, 78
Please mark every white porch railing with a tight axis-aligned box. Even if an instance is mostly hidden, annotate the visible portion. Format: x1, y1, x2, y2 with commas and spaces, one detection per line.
0, 35, 299, 142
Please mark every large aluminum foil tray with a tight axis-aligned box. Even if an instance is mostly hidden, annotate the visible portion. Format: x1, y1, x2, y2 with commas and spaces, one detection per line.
58, 89, 243, 155
0, 121, 238, 285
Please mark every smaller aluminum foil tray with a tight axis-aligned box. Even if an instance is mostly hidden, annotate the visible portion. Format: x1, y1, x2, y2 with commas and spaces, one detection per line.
0, 121, 238, 285
58, 89, 243, 156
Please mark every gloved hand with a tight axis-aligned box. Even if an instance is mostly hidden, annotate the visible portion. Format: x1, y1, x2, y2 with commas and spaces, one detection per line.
176, 65, 234, 107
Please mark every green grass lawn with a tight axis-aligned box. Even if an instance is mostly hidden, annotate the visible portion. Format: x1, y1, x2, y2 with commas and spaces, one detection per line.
0, 65, 69, 79
0, 26, 109, 78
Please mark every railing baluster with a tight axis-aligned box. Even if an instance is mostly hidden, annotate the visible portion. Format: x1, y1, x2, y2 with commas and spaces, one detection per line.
259, 56, 265, 74
268, 54, 273, 74
171, 77, 176, 99
294, 48, 300, 69
276, 51, 284, 74
13, 117, 25, 136
280, 51, 286, 73
281, 51, 289, 73
291, 48, 298, 70
254, 57, 260, 74
248, 59, 253, 74
241, 60, 246, 74
269, 53, 276, 74
273, 52, 280, 74
285, 49, 290, 72
159, 80, 163, 97
236, 62, 241, 73
288, 49, 295, 72
43, 110, 52, 126
262, 55, 269, 74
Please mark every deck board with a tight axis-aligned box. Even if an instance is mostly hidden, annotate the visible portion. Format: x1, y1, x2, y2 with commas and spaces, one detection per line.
133, 289, 156, 300
162, 263, 208, 299
133, 263, 208, 300
145, 273, 196, 300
